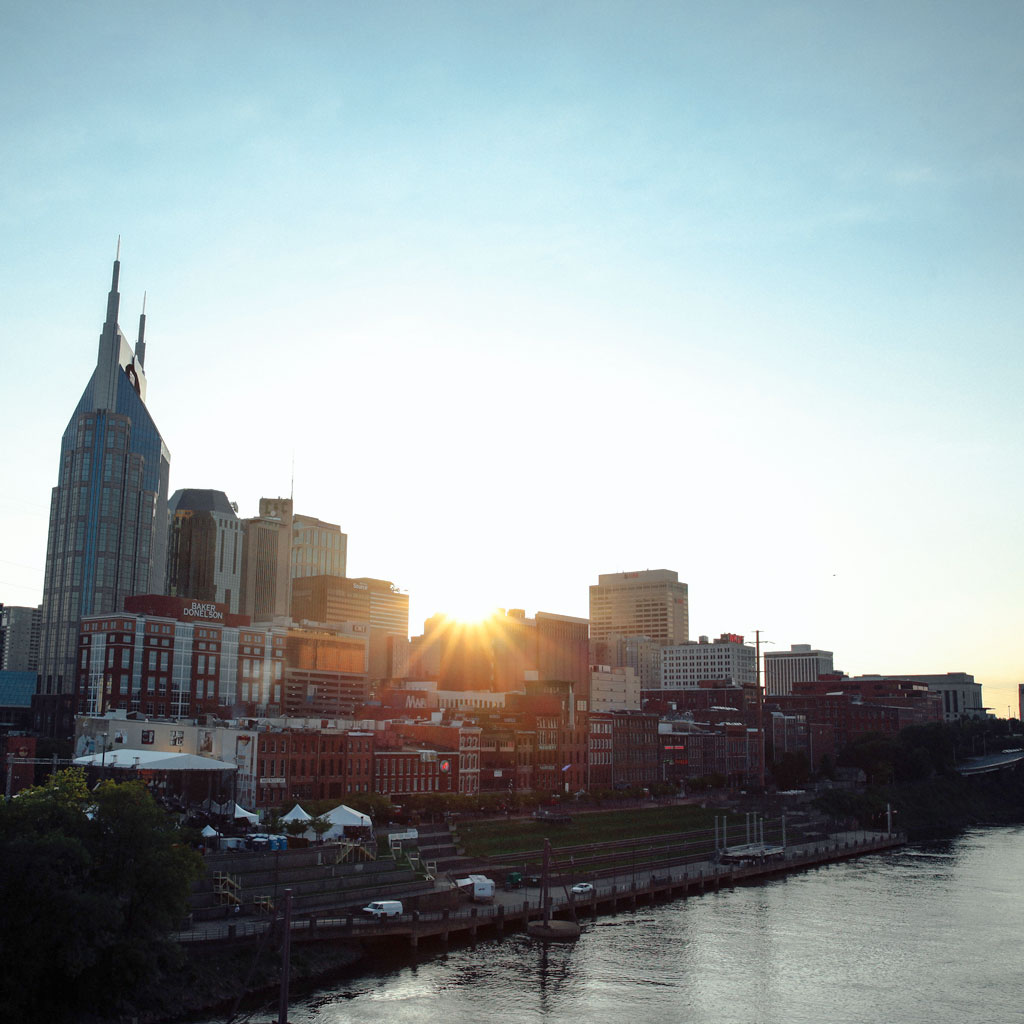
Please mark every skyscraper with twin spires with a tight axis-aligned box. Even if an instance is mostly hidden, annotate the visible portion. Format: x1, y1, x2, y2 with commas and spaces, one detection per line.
35, 253, 170, 737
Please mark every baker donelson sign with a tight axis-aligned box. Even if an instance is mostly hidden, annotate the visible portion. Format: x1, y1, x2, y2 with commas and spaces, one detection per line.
183, 601, 224, 621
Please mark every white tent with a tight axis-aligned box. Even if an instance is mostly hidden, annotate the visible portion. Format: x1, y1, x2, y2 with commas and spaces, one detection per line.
281, 804, 312, 822
320, 803, 372, 841
201, 824, 220, 838
73, 749, 237, 772
233, 803, 258, 825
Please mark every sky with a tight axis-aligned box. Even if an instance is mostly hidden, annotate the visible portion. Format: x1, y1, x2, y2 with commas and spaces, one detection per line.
1, 2, 1022, 716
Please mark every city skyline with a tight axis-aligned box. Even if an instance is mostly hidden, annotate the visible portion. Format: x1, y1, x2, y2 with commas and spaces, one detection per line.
1, 3, 1022, 717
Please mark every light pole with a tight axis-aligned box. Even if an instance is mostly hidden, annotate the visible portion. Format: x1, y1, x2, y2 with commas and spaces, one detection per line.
750, 632, 777, 790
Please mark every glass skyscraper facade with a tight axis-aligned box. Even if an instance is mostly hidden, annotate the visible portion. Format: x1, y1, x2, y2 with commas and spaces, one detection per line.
36, 257, 170, 734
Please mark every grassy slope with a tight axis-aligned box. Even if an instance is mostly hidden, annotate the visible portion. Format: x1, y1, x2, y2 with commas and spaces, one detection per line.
454, 804, 742, 859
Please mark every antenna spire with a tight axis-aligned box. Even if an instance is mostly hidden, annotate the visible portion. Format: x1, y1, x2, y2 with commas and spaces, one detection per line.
135, 292, 147, 369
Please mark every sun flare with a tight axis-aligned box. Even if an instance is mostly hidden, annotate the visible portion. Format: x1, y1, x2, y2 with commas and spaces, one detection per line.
438, 601, 501, 627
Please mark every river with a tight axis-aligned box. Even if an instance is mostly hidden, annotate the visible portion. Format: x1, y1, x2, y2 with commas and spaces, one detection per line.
228, 826, 1023, 1024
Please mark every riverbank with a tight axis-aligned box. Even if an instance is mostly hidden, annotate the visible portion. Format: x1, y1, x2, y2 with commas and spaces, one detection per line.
814, 762, 1024, 837
115, 828, 899, 1024
78, 939, 365, 1024
92, 764, 1024, 1024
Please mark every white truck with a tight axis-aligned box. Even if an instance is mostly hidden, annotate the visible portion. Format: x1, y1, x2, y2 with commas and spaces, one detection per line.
456, 874, 495, 902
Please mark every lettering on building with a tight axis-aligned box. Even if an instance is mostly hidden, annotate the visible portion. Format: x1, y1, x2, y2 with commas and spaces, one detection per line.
184, 601, 224, 621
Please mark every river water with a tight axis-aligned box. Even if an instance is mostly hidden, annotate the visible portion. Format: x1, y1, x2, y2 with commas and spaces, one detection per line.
240, 826, 1024, 1024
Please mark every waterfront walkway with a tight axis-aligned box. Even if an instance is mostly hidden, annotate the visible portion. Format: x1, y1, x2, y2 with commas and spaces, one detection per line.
176, 829, 902, 948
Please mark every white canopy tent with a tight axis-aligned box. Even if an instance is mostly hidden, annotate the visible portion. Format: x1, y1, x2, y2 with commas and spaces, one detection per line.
280, 804, 312, 823
319, 804, 372, 841
233, 804, 259, 825
73, 749, 237, 772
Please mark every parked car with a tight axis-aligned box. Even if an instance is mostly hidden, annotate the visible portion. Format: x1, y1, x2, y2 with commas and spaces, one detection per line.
362, 900, 404, 919
570, 882, 594, 896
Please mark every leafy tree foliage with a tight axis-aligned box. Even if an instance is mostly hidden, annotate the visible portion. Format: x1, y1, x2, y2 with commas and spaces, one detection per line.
309, 813, 332, 841
0, 769, 204, 1022
284, 817, 311, 839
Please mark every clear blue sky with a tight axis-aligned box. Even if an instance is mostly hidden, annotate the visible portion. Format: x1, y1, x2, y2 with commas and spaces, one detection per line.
2, 2, 1022, 713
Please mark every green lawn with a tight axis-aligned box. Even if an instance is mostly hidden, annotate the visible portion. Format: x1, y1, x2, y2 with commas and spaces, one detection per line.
454, 804, 742, 860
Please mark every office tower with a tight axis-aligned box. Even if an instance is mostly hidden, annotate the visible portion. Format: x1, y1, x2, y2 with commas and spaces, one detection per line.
0, 604, 41, 672
660, 633, 756, 688
291, 514, 347, 581
36, 255, 170, 735
411, 608, 589, 694
166, 489, 243, 612
240, 497, 293, 622
589, 570, 689, 645
291, 575, 409, 678
764, 644, 834, 697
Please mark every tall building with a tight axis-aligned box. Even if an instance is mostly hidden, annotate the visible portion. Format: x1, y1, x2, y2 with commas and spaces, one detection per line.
166, 489, 243, 612
36, 256, 170, 736
291, 514, 347, 581
291, 576, 408, 635
765, 644, 835, 697
240, 497, 293, 623
409, 608, 589, 696
290, 575, 409, 679
240, 500, 348, 624
0, 604, 41, 672
589, 570, 688, 645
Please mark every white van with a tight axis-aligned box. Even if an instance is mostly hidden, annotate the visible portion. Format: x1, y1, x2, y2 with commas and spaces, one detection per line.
363, 900, 403, 919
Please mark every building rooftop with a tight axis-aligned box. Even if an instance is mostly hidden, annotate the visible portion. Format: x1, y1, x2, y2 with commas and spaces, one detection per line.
169, 488, 237, 516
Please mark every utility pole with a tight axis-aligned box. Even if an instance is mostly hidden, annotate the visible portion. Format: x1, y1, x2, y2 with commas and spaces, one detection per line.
754, 630, 766, 788
278, 888, 293, 1024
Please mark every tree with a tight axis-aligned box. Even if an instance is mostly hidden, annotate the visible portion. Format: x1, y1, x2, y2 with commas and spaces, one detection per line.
285, 817, 311, 841
0, 769, 204, 1022
309, 813, 332, 843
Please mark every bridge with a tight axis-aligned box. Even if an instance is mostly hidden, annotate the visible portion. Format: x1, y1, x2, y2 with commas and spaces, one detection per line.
957, 750, 1024, 776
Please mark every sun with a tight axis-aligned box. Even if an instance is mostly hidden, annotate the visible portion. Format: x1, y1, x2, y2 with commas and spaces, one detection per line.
438, 600, 501, 627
